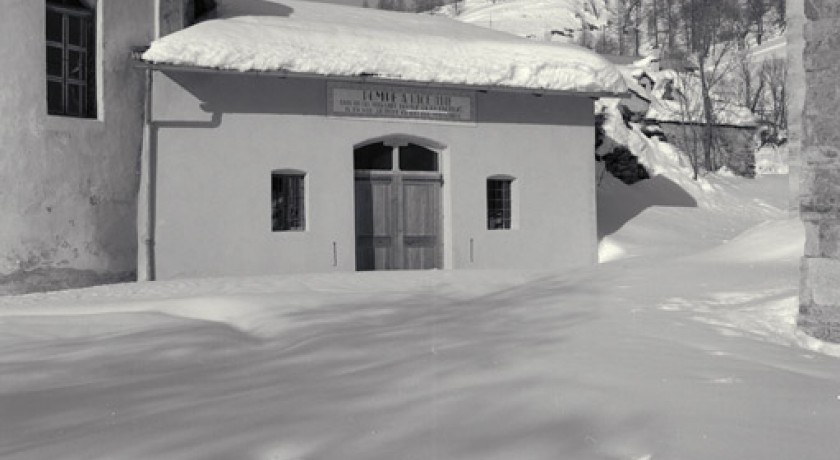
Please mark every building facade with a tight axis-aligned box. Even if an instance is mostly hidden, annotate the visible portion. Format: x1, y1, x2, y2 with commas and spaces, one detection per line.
2, 0, 621, 290
140, 71, 600, 278
0, 0, 156, 294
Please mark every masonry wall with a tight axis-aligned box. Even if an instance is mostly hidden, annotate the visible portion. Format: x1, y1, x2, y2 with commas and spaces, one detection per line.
798, 0, 840, 341
150, 73, 597, 279
786, 0, 806, 214
0, 0, 154, 294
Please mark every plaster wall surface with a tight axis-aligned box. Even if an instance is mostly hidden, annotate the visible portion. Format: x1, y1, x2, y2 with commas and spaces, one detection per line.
0, 0, 153, 294
151, 73, 597, 279
798, 0, 840, 341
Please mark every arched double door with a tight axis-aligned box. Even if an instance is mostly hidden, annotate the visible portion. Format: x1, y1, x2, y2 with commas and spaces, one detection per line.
354, 141, 443, 271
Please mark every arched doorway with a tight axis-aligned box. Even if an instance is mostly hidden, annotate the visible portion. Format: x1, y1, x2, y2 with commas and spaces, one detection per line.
354, 140, 443, 271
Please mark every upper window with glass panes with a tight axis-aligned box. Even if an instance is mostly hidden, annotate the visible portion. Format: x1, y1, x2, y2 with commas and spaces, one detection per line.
46, 0, 96, 118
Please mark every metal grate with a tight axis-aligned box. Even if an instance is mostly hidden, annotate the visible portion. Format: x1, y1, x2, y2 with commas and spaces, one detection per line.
272, 173, 305, 231
487, 178, 512, 230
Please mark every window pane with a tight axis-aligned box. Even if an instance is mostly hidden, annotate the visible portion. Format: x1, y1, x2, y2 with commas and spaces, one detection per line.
47, 80, 65, 114
46, 10, 63, 42
67, 84, 82, 116
272, 174, 305, 231
487, 179, 512, 230
354, 142, 393, 170
47, 46, 64, 77
67, 15, 82, 46
46, 4, 96, 118
68, 49, 84, 80
399, 144, 438, 171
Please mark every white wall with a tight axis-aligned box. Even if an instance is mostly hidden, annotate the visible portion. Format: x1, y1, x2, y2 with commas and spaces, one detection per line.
151, 73, 597, 279
0, 0, 154, 294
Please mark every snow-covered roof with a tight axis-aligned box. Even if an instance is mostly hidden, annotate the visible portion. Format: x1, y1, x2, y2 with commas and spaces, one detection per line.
140, 0, 626, 96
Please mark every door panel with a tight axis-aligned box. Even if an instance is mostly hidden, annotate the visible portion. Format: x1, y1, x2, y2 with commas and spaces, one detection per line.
402, 178, 441, 269
355, 176, 395, 271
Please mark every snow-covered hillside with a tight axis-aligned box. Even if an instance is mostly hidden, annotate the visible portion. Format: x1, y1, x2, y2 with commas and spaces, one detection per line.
435, 0, 615, 41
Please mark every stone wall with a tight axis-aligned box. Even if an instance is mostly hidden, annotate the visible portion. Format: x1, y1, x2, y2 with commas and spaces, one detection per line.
798, 0, 840, 341
787, 0, 806, 214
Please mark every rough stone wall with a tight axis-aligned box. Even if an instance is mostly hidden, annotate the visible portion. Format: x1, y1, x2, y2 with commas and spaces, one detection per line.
787, 0, 806, 214
0, 0, 154, 295
798, 0, 840, 341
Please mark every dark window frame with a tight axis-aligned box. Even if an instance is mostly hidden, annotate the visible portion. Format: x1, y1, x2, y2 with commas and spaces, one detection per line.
487, 177, 514, 230
272, 172, 306, 232
46, 0, 96, 118
353, 142, 440, 172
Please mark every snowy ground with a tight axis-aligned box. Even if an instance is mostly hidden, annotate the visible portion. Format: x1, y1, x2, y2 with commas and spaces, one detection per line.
2, 174, 840, 460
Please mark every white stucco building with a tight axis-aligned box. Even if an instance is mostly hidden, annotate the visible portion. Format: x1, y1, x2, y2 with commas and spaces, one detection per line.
136, 0, 625, 279
2, 0, 625, 290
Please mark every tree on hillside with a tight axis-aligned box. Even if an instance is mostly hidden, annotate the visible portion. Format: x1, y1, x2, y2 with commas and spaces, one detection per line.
610, 0, 644, 56
758, 58, 787, 140
377, 0, 408, 11
415, 0, 445, 12
744, 0, 770, 44
678, 0, 742, 172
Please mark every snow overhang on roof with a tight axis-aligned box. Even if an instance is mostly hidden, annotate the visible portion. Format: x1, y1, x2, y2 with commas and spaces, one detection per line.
137, 0, 627, 98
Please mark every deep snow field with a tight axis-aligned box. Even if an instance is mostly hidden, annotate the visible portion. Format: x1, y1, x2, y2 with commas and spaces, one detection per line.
2, 171, 840, 460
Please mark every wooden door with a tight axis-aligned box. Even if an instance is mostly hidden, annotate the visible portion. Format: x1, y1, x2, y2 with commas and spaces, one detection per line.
401, 175, 441, 269
354, 173, 395, 271
354, 142, 442, 271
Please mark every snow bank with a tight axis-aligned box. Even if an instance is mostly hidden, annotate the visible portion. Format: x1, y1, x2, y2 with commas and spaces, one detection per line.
755, 143, 790, 175
4, 195, 840, 460
141, 0, 626, 95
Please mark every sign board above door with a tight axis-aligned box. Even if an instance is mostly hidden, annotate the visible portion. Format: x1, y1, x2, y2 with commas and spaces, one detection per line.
328, 82, 475, 123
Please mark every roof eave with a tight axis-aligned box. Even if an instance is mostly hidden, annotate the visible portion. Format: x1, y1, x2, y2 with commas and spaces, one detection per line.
131, 55, 629, 99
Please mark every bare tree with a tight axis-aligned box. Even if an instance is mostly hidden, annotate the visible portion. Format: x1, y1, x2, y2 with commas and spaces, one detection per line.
745, 0, 770, 44
737, 57, 766, 113
678, 0, 742, 171
759, 58, 787, 139
415, 0, 444, 12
